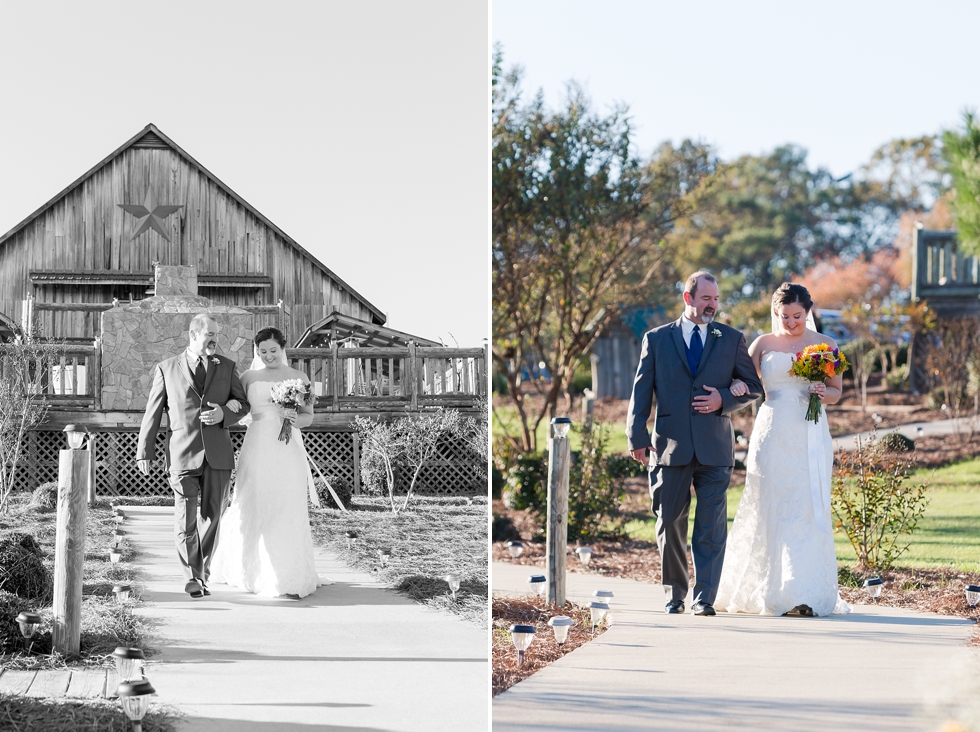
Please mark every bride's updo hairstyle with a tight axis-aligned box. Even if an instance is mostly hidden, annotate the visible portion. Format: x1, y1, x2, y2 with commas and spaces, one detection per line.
254, 327, 287, 350
771, 283, 813, 313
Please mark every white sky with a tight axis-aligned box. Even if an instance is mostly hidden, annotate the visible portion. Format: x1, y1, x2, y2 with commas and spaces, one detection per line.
0, 0, 488, 347
493, 0, 980, 178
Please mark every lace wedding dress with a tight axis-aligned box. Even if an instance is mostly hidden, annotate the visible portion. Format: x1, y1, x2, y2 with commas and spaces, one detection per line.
716, 351, 849, 617
210, 380, 327, 598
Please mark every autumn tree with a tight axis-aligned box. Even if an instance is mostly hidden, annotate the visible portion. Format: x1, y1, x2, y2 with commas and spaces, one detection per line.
943, 110, 980, 255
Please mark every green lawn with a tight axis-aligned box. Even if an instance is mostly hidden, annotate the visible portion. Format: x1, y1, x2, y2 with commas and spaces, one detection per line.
625, 458, 980, 572
493, 404, 630, 455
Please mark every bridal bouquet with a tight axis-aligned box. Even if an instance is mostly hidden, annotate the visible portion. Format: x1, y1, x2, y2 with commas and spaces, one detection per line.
269, 379, 313, 444
789, 344, 849, 424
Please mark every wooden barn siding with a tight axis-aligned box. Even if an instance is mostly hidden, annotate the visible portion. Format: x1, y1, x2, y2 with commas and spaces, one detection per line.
593, 333, 642, 400
0, 147, 376, 341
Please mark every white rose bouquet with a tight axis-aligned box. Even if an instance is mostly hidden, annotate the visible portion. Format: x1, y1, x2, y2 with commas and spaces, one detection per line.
269, 379, 313, 443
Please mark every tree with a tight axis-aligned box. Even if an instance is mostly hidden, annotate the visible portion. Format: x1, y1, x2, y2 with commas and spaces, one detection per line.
492, 52, 713, 452
923, 317, 978, 436
0, 335, 64, 514
943, 110, 980, 255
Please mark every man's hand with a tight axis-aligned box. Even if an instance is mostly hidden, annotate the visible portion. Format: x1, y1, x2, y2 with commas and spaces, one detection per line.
136, 459, 151, 476
629, 448, 650, 466
201, 402, 224, 426
693, 385, 723, 414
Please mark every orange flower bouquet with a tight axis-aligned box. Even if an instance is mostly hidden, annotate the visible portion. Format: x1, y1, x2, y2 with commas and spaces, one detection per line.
789, 344, 849, 423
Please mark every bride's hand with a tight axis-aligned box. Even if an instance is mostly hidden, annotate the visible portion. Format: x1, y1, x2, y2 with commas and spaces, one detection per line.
809, 383, 827, 402
729, 379, 748, 397
225, 399, 242, 414
282, 407, 298, 423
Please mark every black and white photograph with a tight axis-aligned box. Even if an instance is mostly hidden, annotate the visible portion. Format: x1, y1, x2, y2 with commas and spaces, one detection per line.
0, 2, 489, 730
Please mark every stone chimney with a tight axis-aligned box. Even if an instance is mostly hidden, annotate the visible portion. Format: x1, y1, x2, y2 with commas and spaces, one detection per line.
100, 265, 254, 411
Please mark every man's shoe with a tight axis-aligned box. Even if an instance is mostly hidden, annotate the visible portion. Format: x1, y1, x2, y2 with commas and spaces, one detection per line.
692, 601, 716, 616
184, 578, 204, 599
665, 600, 685, 614
200, 581, 211, 597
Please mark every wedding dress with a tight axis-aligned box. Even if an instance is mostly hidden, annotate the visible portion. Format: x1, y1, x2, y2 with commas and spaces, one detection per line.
715, 351, 849, 617
210, 380, 327, 598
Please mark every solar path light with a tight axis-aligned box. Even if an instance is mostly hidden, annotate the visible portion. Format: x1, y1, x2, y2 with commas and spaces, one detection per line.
509, 624, 536, 666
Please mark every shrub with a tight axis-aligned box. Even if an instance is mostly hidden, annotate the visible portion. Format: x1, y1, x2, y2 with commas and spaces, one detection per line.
1, 532, 43, 557
501, 453, 547, 513
29, 482, 58, 512
831, 437, 930, 572
491, 465, 505, 499
492, 513, 522, 542
314, 477, 353, 510
879, 432, 915, 453
0, 538, 51, 600
566, 424, 627, 540
606, 453, 646, 480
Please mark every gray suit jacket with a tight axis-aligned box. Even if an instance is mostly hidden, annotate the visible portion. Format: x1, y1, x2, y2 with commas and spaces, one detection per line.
626, 318, 762, 467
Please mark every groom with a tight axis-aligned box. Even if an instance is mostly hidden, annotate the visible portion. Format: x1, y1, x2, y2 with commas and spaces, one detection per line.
626, 271, 761, 616
136, 313, 250, 598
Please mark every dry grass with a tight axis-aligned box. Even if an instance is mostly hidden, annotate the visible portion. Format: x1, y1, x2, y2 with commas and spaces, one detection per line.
0, 693, 178, 732
0, 493, 151, 669
492, 595, 608, 696
309, 495, 488, 626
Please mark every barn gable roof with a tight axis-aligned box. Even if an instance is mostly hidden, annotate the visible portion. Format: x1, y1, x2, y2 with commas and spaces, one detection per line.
0, 123, 385, 324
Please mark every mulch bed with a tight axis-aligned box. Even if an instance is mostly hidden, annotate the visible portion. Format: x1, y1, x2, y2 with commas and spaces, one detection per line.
492, 595, 608, 696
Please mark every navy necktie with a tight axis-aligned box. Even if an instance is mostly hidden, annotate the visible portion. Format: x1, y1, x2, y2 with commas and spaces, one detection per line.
688, 326, 703, 374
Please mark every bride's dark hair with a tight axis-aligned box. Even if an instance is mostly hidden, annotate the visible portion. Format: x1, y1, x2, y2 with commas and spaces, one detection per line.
254, 327, 286, 349
771, 283, 813, 312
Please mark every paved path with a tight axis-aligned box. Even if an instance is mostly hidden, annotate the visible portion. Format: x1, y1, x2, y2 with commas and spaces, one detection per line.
121, 506, 486, 732
492, 561, 980, 732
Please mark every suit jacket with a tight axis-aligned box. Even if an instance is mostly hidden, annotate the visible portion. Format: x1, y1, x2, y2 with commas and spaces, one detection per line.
625, 318, 762, 467
137, 353, 250, 473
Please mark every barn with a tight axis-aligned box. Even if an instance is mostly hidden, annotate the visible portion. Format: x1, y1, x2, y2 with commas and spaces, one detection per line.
0, 123, 485, 498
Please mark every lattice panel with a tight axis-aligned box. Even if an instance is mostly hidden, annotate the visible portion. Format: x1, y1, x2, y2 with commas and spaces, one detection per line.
11, 428, 479, 497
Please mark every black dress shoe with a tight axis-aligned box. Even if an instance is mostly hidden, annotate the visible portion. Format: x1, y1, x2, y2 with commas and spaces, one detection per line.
665, 600, 685, 614
184, 578, 204, 599
201, 582, 211, 597
692, 601, 716, 616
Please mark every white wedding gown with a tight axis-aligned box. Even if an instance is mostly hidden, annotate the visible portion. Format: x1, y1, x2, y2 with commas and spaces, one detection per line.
210, 380, 328, 598
716, 351, 849, 617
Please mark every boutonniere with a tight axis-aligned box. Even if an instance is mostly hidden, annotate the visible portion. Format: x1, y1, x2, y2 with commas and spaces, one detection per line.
711, 328, 722, 338
211, 357, 220, 366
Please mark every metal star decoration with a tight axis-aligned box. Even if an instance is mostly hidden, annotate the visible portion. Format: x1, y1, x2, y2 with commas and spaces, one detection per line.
118, 190, 183, 242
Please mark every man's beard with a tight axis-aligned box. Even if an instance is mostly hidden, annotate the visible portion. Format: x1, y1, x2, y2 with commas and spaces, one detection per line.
701, 308, 715, 324
204, 340, 217, 356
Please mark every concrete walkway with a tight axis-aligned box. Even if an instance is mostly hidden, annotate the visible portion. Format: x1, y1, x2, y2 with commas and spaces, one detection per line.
832, 416, 973, 450
492, 561, 980, 732
122, 506, 486, 732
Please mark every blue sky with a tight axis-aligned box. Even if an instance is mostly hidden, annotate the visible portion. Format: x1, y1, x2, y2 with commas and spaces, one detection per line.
493, 0, 979, 177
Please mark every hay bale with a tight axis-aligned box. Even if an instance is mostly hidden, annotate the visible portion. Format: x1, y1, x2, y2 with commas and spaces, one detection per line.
0, 538, 51, 600
314, 477, 353, 510
29, 481, 58, 512
1, 532, 43, 557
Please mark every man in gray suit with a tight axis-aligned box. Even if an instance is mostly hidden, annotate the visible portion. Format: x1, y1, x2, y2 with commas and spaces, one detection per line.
626, 271, 762, 616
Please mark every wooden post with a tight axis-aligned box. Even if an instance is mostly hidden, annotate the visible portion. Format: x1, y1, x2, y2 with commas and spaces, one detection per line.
545, 428, 570, 608
330, 340, 340, 412
408, 341, 419, 411
351, 432, 361, 495
53, 449, 90, 656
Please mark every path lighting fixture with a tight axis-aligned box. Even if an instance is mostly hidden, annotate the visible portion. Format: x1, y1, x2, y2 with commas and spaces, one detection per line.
445, 574, 461, 602
112, 646, 146, 685
114, 513, 125, 525
110, 550, 122, 564
506, 541, 523, 559
528, 574, 546, 598
509, 624, 536, 666
916, 427, 924, 438
551, 417, 572, 439
590, 601, 609, 635
15, 611, 42, 640
345, 530, 358, 551
63, 424, 89, 450
116, 677, 155, 732
863, 577, 884, 601
378, 547, 391, 569
966, 585, 980, 609
113, 584, 133, 604
547, 615, 574, 646
575, 547, 594, 567
593, 590, 614, 604
112, 530, 124, 548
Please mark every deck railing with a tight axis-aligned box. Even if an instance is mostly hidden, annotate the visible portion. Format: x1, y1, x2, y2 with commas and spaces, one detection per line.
0, 344, 100, 407
287, 345, 488, 411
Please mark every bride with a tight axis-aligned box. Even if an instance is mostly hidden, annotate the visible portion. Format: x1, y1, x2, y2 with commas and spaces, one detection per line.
209, 327, 328, 599
716, 283, 849, 617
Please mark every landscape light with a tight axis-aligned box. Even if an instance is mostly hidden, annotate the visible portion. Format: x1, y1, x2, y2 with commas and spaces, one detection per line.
527, 574, 546, 598
445, 574, 461, 602
589, 601, 609, 635
863, 577, 884, 601
116, 677, 155, 732
551, 417, 572, 439
966, 585, 980, 609
112, 646, 145, 685
15, 612, 41, 639
63, 424, 88, 450
113, 584, 133, 604
506, 541, 523, 559
575, 547, 594, 566
593, 590, 614, 604
509, 624, 536, 666
547, 615, 574, 646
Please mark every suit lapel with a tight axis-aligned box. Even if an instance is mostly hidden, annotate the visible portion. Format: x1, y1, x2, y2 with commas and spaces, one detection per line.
670, 319, 692, 376
178, 351, 202, 397
696, 324, 716, 374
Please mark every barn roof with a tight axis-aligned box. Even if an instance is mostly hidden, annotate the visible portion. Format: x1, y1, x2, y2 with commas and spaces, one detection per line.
294, 311, 440, 349
0, 123, 385, 324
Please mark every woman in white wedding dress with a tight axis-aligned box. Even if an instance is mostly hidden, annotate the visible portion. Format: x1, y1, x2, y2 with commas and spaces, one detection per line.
715, 283, 849, 617
209, 327, 328, 599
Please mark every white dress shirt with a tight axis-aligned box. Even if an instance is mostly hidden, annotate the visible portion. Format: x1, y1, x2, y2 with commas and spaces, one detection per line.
680, 316, 707, 349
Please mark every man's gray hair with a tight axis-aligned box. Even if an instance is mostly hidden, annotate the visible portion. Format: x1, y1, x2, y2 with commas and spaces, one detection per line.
684, 271, 717, 297
189, 313, 216, 337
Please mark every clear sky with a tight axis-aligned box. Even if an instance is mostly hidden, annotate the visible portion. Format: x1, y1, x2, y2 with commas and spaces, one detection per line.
0, 1, 488, 347
493, 0, 980, 178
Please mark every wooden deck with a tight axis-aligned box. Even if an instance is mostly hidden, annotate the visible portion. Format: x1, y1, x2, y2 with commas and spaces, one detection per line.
0, 667, 109, 698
